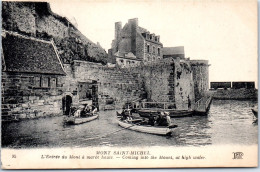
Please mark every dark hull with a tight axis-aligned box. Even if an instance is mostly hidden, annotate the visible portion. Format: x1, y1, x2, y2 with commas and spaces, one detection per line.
193, 110, 209, 116
193, 106, 211, 116
137, 109, 193, 118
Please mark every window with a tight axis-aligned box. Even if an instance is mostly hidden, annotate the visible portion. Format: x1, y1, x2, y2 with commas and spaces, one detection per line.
158, 48, 160, 55
147, 45, 150, 53
29, 77, 34, 85
150, 35, 152, 39
56, 78, 62, 87
50, 78, 57, 88
35, 77, 41, 87
153, 46, 155, 54
120, 60, 124, 63
42, 77, 49, 87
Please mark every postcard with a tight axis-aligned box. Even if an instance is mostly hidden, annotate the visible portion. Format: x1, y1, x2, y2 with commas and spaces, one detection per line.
1, 0, 258, 169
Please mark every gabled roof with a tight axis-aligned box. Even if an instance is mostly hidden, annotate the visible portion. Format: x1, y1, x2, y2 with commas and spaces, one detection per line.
2, 31, 66, 75
163, 46, 185, 56
137, 26, 148, 33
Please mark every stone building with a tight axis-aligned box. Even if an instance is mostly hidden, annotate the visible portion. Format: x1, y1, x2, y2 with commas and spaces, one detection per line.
1, 31, 66, 121
108, 18, 163, 65
114, 52, 142, 68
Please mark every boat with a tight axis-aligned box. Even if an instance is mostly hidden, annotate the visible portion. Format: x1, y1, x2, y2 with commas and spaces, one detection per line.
64, 114, 99, 125
118, 120, 176, 136
131, 101, 193, 118
252, 109, 258, 118
137, 109, 193, 118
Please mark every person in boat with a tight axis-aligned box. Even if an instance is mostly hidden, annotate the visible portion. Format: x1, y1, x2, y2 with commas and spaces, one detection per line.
121, 109, 133, 122
155, 112, 165, 126
156, 112, 171, 126
91, 105, 98, 115
165, 112, 172, 126
85, 104, 92, 113
125, 109, 133, 122
120, 109, 128, 120
147, 114, 156, 126
74, 105, 85, 118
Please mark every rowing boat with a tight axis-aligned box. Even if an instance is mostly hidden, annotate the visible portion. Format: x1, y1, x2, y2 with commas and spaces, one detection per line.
118, 120, 174, 136
64, 114, 99, 125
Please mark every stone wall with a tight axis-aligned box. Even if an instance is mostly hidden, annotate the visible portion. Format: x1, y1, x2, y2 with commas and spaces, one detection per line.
190, 60, 209, 101
1, 72, 65, 121
62, 58, 195, 111
63, 61, 144, 110
136, 33, 145, 60
125, 58, 195, 110
132, 61, 174, 102
174, 60, 195, 110
212, 88, 257, 100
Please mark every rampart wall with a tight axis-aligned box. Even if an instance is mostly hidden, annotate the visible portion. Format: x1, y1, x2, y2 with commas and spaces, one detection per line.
1, 72, 65, 121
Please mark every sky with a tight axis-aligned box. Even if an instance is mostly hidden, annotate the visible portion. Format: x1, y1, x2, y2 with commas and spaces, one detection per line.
50, 0, 258, 87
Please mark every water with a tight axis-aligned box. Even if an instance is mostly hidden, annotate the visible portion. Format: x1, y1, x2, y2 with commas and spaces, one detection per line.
2, 100, 258, 148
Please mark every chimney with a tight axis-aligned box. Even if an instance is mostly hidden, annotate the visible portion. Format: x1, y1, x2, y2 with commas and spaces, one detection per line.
128, 18, 138, 55
115, 21, 122, 52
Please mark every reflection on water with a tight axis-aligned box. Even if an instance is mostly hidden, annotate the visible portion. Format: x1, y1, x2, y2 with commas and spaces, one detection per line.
2, 100, 258, 148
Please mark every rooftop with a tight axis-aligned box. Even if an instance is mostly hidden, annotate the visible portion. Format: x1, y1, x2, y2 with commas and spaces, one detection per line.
2, 31, 65, 75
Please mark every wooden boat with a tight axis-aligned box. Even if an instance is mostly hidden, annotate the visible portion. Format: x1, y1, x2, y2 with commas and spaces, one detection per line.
64, 114, 99, 125
137, 109, 193, 118
252, 109, 258, 118
118, 120, 175, 136
130, 101, 193, 118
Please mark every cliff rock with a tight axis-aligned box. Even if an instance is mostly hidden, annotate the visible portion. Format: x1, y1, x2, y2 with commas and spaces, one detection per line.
2, 2, 107, 64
